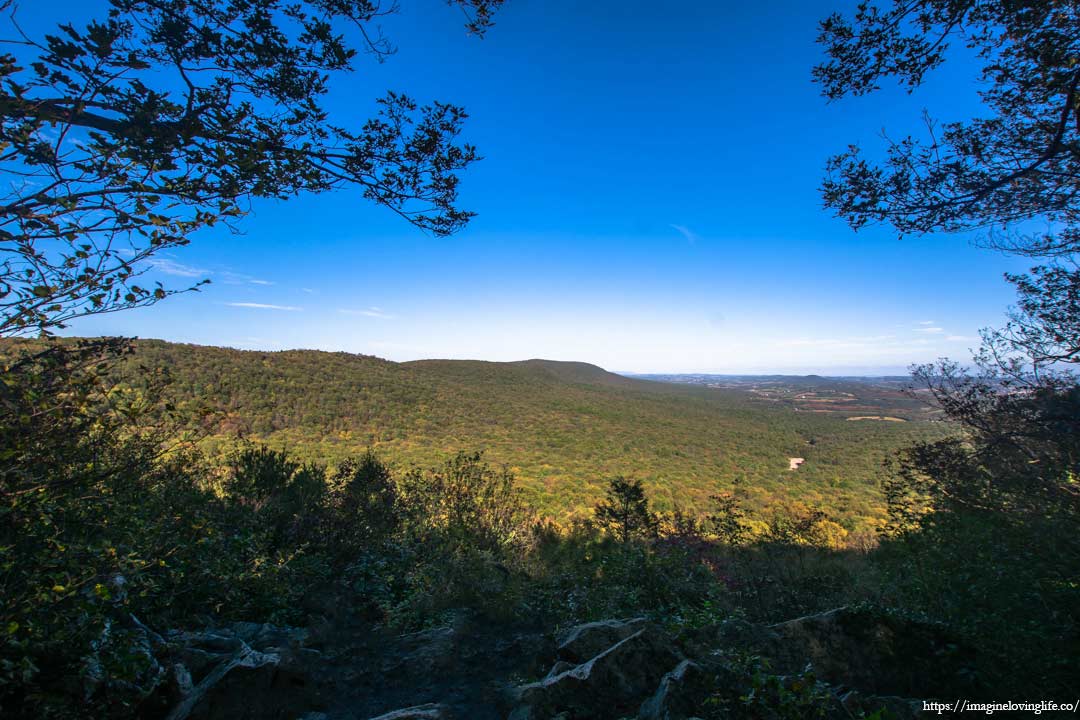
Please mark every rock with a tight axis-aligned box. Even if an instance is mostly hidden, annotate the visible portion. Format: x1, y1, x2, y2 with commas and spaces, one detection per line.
506, 707, 533, 720
166, 662, 194, 703
228, 622, 309, 653
556, 617, 648, 663
165, 647, 280, 720
544, 661, 574, 679
367, 703, 448, 719
393, 626, 457, 675
169, 629, 247, 656
80, 618, 165, 703
515, 625, 682, 718
173, 647, 227, 683
767, 607, 977, 697
678, 617, 781, 661
637, 660, 712, 720
163, 637, 321, 720
494, 630, 558, 679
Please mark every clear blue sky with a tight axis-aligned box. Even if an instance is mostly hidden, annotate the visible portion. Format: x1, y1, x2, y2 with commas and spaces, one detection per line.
41, 0, 1031, 373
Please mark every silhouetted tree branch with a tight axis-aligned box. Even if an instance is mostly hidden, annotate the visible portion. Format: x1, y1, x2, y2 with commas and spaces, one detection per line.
0, 0, 504, 335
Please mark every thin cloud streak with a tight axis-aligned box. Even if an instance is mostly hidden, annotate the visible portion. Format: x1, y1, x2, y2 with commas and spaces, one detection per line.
146, 258, 269, 286
226, 302, 302, 311
148, 258, 207, 278
339, 307, 396, 319
669, 224, 700, 244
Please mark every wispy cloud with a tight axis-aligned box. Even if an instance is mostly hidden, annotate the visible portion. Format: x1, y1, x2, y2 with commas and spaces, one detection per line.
301, 288, 317, 294
917, 320, 936, 325
148, 258, 207, 278
339, 306, 395, 319
226, 302, 301, 311
670, 224, 700, 244
146, 258, 270, 286
916, 326, 944, 334
217, 270, 272, 286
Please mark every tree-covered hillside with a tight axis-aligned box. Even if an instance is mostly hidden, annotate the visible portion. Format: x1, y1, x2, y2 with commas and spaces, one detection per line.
70, 339, 951, 527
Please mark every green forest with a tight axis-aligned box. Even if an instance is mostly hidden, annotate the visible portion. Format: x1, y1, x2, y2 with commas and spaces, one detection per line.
9, 337, 948, 527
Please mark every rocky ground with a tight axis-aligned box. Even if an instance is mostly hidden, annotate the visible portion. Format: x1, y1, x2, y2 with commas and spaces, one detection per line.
130, 606, 976, 720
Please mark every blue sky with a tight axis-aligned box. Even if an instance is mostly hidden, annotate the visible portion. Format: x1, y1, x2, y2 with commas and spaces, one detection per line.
41, 0, 1032, 373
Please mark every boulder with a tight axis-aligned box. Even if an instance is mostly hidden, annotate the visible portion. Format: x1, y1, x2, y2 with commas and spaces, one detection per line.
556, 617, 648, 663
367, 703, 448, 720
637, 659, 712, 720
544, 661, 574, 680
678, 617, 781, 662
767, 607, 977, 697
515, 626, 682, 717
162, 624, 322, 720
165, 646, 281, 720
227, 622, 309, 653
80, 617, 165, 704
165, 662, 194, 705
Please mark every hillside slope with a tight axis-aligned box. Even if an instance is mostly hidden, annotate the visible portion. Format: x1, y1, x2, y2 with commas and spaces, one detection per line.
12, 338, 949, 525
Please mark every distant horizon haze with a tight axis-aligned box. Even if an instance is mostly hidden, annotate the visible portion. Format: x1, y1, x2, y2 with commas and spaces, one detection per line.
49, 334, 925, 377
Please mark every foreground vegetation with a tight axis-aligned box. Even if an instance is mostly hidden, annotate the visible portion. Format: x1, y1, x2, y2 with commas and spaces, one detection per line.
2, 339, 1076, 718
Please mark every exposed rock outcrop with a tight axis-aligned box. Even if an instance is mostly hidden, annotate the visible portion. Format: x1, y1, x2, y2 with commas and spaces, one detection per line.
513, 625, 681, 718
555, 617, 648, 664
146, 605, 973, 720
636, 659, 712, 720
158, 622, 322, 720
367, 703, 449, 720
507, 607, 975, 719
766, 606, 976, 697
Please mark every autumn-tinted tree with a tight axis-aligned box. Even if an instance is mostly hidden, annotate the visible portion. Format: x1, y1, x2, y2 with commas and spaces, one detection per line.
0, 0, 503, 335
594, 476, 657, 543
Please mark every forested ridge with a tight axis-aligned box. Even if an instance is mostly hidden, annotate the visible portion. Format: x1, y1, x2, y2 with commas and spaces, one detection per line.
7, 337, 948, 526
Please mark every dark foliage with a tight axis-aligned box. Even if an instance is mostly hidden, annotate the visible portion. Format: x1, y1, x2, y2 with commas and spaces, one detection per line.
816, 0, 1079, 253
816, 0, 1080, 387
593, 476, 658, 543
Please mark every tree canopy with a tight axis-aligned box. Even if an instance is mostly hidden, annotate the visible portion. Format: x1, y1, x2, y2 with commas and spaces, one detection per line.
0, 0, 503, 336
816, 0, 1079, 253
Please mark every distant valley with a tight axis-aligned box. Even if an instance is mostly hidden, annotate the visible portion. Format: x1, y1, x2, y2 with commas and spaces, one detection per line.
630, 374, 943, 421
